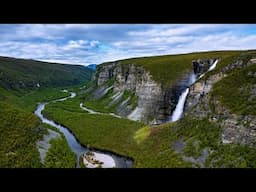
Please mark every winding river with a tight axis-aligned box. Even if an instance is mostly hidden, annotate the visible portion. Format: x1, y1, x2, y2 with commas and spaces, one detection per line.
34, 91, 132, 168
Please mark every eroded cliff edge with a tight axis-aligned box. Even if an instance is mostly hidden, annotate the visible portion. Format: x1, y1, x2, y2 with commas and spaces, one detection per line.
93, 58, 216, 124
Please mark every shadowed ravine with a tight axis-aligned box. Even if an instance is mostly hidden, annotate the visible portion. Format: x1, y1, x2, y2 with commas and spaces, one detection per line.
34, 91, 132, 168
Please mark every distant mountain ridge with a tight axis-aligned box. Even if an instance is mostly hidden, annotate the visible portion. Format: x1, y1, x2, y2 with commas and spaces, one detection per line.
86, 64, 97, 70
0, 56, 94, 91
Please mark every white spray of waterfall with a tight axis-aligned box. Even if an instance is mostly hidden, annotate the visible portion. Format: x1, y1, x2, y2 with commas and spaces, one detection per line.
189, 73, 196, 85
198, 73, 205, 79
198, 59, 219, 80
208, 59, 218, 72
171, 88, 189, 122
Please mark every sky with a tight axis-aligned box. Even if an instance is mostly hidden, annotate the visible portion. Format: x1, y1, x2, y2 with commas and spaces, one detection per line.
1, 24, 256, 66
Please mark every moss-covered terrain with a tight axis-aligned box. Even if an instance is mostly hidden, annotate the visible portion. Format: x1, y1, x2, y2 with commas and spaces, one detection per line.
44, 87, 256, 168
98, 50, 244, 87
212, 63, 256, 115
0, 88, 76, 168
0, 101, 44, 167
44, 97, 190, 167
0, 56, 93, 168
0, 56, 93, 91
42, 50, 256, 168
1, 50, 256, 168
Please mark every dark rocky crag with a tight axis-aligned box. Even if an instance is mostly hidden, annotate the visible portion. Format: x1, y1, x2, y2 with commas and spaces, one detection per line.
192, 58, 216, 74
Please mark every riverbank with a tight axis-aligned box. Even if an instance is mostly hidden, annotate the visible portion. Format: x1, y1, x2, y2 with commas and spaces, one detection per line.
35, 91, 131, 168
83, 151, 116, 168
43, 92, 190, 167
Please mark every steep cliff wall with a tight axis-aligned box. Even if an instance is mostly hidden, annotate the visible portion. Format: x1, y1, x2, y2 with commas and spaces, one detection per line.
94, 58, 216, 124
95, 63, 166, 123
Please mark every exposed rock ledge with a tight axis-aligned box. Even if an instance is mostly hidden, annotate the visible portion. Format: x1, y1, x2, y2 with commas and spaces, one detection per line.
184, 57, 256, 146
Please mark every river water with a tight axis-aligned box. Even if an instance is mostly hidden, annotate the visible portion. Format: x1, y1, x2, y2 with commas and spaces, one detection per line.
34, 91, 132, 168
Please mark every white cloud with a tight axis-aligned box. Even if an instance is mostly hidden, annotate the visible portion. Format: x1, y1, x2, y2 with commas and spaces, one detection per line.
127, 24, 226, 37
0, 24, 256, 65
89, 40, 100, 47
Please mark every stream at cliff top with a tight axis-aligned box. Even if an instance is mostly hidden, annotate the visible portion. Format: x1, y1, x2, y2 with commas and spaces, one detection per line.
34, 91, 132, 168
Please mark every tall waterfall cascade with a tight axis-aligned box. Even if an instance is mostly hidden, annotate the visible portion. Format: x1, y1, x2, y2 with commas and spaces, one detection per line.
171, 88, 190, 122
170, 59, 218, 122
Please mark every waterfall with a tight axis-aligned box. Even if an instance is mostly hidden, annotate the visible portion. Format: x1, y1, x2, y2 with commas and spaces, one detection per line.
208, 59, 218, 72
169, 59, 219, 123
169, 72, 195, 123
171, 88, 189, 122
189, 72, 196, 85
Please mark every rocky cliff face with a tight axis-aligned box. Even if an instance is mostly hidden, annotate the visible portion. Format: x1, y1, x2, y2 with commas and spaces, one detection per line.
184, 56, 254, 116
94, 59, 216, 124
184, 72, 225, 118
184, 56, 256, 146
96, 63, 167, 123
192, 58, 216, 74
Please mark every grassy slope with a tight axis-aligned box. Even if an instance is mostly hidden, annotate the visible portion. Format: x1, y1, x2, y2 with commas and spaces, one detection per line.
98, 50, 243, 87
178, 51, 256, 167
42, 124, 76, 168
0, 56, 93, 167
45, 96, 256, 167
0, 56, 93, 91
43, 97, 190, 167
44, 98, 145, 152
203, 50, 256, 80
0, 101, 44, 167
211, 63, 256, 115
165, 117, 256, 168
1, 51, 255, 167
0, 88, 72, 168
42, 50, 256, 168
0, 86, 70, 112
44, 138, 76, 168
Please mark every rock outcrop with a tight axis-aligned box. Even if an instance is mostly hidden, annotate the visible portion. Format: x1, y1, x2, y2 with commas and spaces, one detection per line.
184, 56, 256, 146
184, 72, 225, 118
192, 58, 216, 74
184, 55, 255, 116
96, 63, 169, 123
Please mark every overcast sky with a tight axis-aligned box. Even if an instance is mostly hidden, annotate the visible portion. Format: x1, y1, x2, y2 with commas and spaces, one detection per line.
0, 24, 256, 66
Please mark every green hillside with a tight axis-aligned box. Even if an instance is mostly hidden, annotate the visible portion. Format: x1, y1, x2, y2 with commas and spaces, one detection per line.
1, 50, 256, 168
98, 50, 243, 87
0, 56, 94, 91
212, 61, 256, 115
44, 50, 255, 168
0, 56, 93, 167
0, 101, 44, 167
